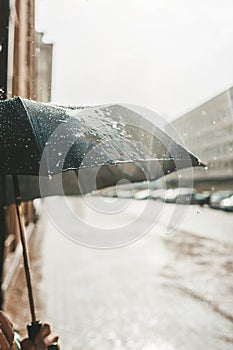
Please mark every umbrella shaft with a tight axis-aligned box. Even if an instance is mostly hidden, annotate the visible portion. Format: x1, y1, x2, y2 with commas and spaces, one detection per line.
12, 175, 36, 323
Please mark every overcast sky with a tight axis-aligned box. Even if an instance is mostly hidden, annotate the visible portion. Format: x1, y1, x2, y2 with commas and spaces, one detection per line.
35, 0, 233, 120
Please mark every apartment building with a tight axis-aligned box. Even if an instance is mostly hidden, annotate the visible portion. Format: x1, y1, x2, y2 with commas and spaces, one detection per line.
166, 87, 233, 188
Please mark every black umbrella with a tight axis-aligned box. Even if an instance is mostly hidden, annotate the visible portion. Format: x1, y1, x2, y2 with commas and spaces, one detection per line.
0, 97, 201, 202
0, 97, 202, 344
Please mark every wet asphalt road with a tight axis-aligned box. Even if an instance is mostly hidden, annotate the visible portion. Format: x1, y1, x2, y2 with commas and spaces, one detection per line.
35, 197, 233, 350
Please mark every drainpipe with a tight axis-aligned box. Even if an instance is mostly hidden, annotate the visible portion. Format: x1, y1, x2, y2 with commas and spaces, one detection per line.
0, 0, 10, 308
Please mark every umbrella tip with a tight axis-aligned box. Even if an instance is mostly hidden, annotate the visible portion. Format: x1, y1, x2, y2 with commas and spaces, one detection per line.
194, 156, 206, 168
199, 161, 206, 167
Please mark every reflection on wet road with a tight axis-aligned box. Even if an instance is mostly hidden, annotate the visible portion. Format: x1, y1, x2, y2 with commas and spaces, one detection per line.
35, 197, 233, 350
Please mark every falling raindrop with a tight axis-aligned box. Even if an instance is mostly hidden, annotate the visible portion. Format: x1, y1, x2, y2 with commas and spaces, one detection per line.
35, 47, 40, 56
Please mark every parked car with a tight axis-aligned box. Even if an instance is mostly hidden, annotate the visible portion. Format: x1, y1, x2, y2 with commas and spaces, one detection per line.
117, 190, 134, 198
149, 189, 165, 200
161, 188, 194, 203
219, 195, 233, 211
134, 189, 150, 200
160, 189, 177, 203
160, 188, 211, 205
195, 191, 211, 206
99, 188, 118, 197
134, 189, 167, 200
176, 192, 199, 204
209, 191, 233, 209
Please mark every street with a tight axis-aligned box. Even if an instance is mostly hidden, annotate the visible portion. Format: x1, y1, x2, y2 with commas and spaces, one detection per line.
35, 197, 233, 350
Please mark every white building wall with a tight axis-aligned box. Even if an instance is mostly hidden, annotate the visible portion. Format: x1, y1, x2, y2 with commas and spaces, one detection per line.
166, 87, 233, 182
34, 32, 53, 102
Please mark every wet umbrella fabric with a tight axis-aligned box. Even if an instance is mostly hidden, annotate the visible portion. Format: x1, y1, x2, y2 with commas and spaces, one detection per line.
0, 97, 201, 204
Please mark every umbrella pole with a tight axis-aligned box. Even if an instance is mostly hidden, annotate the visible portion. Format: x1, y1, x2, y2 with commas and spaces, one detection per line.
12, 176, 59, 348
12, 174, 37, 323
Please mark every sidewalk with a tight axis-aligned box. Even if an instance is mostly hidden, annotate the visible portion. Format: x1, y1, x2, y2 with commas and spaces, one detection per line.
3, 223, 43, 338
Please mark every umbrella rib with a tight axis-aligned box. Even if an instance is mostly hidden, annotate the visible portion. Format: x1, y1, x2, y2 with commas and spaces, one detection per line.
19, 98, 44, 153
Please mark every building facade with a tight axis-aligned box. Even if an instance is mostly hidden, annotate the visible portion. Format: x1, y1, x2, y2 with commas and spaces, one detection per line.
9, 0, 53, 101
34, 31, 53, 102
166, 87, 233, 188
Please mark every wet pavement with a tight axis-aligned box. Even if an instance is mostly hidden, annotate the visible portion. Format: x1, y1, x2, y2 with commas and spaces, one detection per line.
32, 197, 233, 350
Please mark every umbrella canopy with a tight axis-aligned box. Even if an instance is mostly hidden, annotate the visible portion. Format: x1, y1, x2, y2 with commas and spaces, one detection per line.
0, 97, 202, 204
